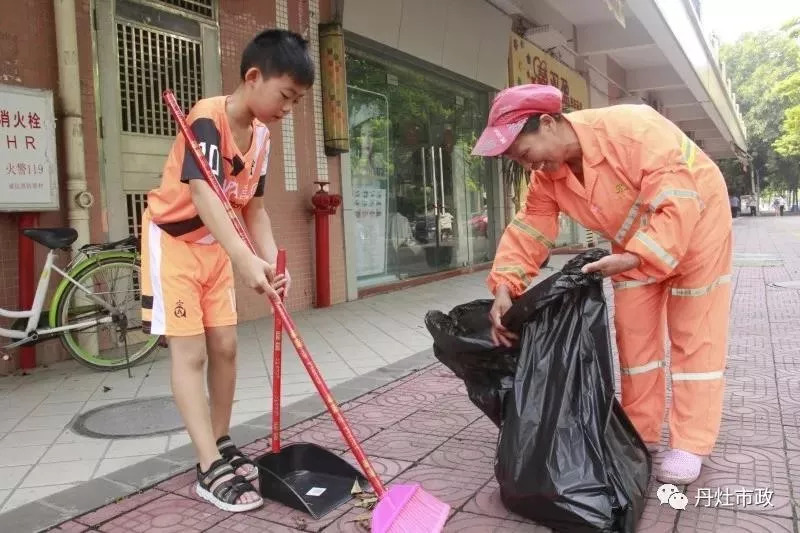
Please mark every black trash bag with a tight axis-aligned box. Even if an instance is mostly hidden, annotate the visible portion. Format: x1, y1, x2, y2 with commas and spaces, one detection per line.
424, 249, 651, 533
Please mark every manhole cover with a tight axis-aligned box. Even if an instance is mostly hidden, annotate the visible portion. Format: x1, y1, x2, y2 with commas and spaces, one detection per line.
71, 396, 184, 439
733, 253, 783, 267
770, 281, 800, 289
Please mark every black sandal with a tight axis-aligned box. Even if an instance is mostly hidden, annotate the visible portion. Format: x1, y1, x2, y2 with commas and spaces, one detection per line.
195, 458, 263, 512
217, 435, 258, 481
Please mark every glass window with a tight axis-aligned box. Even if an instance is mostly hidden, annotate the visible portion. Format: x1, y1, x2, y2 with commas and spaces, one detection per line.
346, 47, 496, 288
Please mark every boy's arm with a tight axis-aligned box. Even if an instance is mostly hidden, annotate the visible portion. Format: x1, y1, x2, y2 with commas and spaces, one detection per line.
242, 199, 278, 265
181, 116, 275, 294
189, 180, 276, 295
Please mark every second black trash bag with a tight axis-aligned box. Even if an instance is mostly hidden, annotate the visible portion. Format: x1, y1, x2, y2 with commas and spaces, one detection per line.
425, 249, 651, 533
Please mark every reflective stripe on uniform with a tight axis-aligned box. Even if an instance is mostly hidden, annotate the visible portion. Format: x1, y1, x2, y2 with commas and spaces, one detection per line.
633, 231, 678, 269
494, 265, 531, 284
680, 135, 698, 170
509, 218, 555, 248
650, 189, 702, 211
614, 199, 642, 243
612, 278, 657, 290
671, 274, 732, 297
671, 370, 724, 381
620, 360, 664, 376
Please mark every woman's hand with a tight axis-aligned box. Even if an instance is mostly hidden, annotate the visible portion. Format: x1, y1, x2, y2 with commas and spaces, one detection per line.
581, 252, 641, 277
489, 285, 519, 348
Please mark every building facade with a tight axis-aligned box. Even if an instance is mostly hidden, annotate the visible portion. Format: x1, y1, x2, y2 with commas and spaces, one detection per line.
0, 0, 746, 368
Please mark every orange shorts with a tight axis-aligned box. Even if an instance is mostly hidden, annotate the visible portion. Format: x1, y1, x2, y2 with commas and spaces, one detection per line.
140, 210, 237, 337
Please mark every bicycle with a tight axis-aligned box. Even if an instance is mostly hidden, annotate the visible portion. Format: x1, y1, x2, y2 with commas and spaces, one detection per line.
1, 227, 161, 371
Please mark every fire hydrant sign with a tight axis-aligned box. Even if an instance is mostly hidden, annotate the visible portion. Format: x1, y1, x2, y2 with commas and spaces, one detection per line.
0, 84, 59, 212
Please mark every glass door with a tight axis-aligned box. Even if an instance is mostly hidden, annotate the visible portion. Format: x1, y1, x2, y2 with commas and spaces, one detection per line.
346, 47, 492, 288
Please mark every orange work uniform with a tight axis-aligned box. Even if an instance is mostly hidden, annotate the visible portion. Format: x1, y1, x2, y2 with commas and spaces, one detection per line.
140, 96, 271, 337
489, 104, 732, 455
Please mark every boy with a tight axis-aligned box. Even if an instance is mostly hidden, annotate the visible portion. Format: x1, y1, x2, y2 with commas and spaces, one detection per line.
140, 29, 314, 512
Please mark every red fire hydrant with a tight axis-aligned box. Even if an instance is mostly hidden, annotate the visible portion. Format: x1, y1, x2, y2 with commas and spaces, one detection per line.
311, 181, 342, 308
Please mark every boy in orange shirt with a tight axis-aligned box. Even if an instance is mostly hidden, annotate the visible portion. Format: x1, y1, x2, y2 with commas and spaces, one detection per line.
140, 29, 313, 512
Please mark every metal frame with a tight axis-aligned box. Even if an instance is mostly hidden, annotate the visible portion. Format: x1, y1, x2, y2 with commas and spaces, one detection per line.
0, 249, 117, 346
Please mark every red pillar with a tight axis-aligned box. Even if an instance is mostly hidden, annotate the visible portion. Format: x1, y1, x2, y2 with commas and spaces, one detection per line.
18, 213, 38, 369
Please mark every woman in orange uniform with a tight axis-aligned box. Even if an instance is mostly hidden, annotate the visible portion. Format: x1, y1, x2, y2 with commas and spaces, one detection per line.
473, 84, 732, 484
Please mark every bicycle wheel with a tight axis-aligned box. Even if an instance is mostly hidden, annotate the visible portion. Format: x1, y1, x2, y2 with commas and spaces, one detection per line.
55, 254, 160, 370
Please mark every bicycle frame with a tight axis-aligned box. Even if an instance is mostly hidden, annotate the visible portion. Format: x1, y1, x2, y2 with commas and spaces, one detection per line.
0, 247, 118, 346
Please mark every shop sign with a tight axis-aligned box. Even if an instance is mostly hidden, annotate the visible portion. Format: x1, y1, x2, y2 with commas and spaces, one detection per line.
0, 84, 59, 212
509, 35, 589, 111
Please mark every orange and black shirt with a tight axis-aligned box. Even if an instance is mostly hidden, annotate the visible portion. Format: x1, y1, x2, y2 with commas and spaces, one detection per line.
146, 96, 271, 243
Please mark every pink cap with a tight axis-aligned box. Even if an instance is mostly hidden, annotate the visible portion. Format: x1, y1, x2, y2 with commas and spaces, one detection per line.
472, 84, 563, 156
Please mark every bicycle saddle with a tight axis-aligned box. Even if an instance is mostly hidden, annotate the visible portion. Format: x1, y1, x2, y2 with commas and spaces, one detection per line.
22, 228, 78, 249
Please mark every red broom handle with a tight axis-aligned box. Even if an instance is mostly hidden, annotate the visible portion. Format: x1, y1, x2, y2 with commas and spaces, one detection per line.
162, 90, 387, 498
271, 249, 286, 453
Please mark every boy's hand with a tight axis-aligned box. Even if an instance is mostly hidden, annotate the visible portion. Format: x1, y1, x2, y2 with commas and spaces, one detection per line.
233, 251, 278, 297
277, 269, 292, 300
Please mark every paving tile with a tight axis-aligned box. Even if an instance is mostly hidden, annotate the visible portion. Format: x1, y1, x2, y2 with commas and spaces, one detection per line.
338, 451, 413, 482
14, 414, 73, 432
362, 429, 448, 462
369, 389, 456, 410
315, 401, 417, 429
207, 514, 298, 532
395, 409, 479, 438
94, 456, 157, 478
635, 499, 680, 533
29, 401, 87, 417
20, 460, 98, 488
390, 464, 489, 508
47, 520, 90, 532
1, 428, 62, 447
714, 416, 786, 450
0, 444, 48, 467
97, 493, 228, 532
245, 493, 351, 532
40, 441, 110, 463
155, 470, 196, 494
1, 483, 77, 513
685, 446, 793, 518
0, 465, 31, 489
675, 506, 795, 532
286, 419, 380, 452
106, 436, 169, 458
76, 488, 167, 527
420, 437, 495, 476
314, 507, 372, 533
444, 511, 551, 532
395, 373, 463, 395
455, 417, 499, 444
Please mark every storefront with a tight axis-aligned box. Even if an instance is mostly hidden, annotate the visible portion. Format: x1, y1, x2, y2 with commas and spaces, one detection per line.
343, 41, 497, 290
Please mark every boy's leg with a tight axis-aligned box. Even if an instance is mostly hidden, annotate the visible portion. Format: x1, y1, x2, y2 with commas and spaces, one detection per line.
201, 249, 255, 478
169, 334, 220, 470
206, 325, 237, 442
142, 216, 258, 506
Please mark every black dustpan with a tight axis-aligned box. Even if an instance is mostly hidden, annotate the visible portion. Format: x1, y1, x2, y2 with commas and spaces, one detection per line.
255, 251, 366, 519
256, 442, 367, 519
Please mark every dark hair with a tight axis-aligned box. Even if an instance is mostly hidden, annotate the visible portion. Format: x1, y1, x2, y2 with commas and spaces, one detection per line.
522, 113, 564, 133
240, 29, 315, 86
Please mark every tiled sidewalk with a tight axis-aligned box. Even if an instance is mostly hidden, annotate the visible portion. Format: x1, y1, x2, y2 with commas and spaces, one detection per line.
1, 258, 566, 517
6, 215, 800, 532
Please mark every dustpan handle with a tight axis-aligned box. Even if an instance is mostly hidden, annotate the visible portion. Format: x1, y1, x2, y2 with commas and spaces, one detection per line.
271, 250, 287, 454
162, 89, 387, 498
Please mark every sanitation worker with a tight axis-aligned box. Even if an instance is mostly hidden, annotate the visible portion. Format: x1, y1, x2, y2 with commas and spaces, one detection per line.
472, 83, 732, 484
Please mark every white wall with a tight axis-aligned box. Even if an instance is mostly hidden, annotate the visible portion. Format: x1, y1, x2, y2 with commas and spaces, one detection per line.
343, 0, 511, 88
